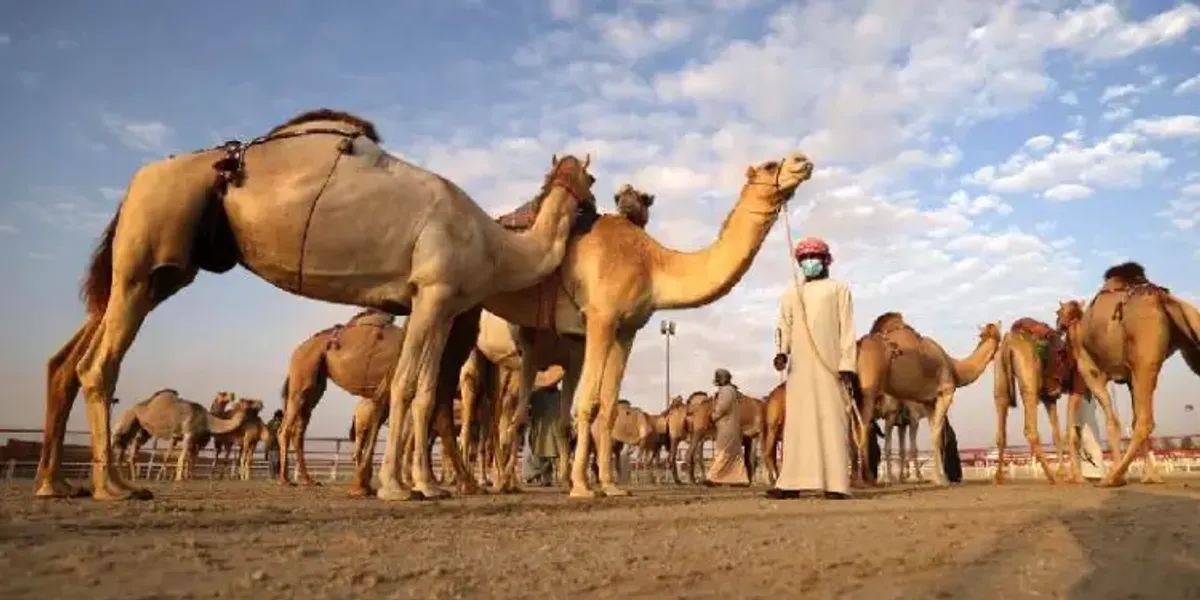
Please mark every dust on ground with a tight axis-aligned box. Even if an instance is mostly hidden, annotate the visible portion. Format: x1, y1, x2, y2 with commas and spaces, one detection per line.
1, 478, 1197, 599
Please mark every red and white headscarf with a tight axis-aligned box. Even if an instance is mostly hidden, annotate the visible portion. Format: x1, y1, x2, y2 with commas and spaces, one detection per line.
793, 236, 832, 263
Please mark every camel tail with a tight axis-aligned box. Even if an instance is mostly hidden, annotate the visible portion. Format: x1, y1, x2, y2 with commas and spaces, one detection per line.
994, 339, 1017, 408
1165, 294, 1200, 351
81, 209, 120, 316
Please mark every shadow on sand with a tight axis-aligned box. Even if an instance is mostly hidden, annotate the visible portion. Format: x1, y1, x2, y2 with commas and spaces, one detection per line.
1061, 487, 1200, 599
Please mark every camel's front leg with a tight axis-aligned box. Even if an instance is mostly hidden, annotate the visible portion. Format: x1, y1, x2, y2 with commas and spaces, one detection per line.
395, 291, 457, 501
1043, 399, 1067, 481
883, 420, 895, 484
350, 402, 385, 498
37, 318, 101, 499
1106, 363, 1163, 487
1065, 391, 1085, 484
174, 434, 193, 482
554, 353, 583, 487
434, 397, 479, 495
457, 351, 481, 472
1069, 348, 1124, 485
568, 317, 625, 499
595, 334, 635, 497
928, 386, 955, 487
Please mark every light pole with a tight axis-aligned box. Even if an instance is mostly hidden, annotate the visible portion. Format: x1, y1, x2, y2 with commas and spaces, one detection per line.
660, 319, 676, 410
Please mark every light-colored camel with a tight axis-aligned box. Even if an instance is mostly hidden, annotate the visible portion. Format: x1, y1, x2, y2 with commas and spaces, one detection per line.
38, 108, 597, 501
277, 307, 482, 498
991, 316, 1084, 484
457, 183, 657, 490
484, 153, 815, 499
634, 398, 689, 484
1056, 261, 1200, 486
682, 389, 767, 484
587, 400, 656, 483
209, 395, 275, 481
113, 390, 255, 481
856, 315, 1001, 486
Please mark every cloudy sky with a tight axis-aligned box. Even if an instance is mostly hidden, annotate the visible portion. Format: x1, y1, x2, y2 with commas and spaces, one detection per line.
1, 0, 1198, 449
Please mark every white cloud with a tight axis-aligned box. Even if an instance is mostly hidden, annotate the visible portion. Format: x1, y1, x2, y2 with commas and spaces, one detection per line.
1099, 83, 1141, 102
547, 0, 582, 21
1182, 183, 1200, 197
1053, 3, 1200, 59
0, 223, 17, 234
1158, 199, 1200, 230
1024, 135, 1054, 151
1058, 91, 1079, 105
1176, 74, 1200, 95
965, 130, 1170, 196
1127, 115, 1200, 139
101, 114, 174, 152
1043, 183, 1093, 202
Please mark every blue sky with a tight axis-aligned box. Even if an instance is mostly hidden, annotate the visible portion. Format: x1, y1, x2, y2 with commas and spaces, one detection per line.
1, 0, 1199, 448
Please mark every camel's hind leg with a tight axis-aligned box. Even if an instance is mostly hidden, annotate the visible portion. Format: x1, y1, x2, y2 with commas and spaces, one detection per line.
1105, 361, 1165, 487
75, 277, 174, 500
36, 318, 102, 498
278, 369, 326, 487
593, 333, 635, 498
927, 386, 955, 487
1042, 399, 1067, 481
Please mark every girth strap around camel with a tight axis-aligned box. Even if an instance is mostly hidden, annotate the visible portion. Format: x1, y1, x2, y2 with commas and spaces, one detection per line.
1010, 317, 1073, 398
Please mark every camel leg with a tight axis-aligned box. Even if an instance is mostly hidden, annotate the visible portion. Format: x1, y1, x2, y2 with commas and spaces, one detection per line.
555, 356, 583, 487
566, 319, 621, 499
928, 386, 954, 487
349, 402, 384, 498
992, 345, 1017, 485
1070, 349, 1124, 484
379, 291, 455, 501
883, 419, 895, 484
36, 318, 102, 498
1044, 399, 1067, 481
457, 350, 481, 474
1103, 360, 1163, 487
1011, 347, 1056, 483
175, 434, 193, 482
594, 321, 636, 499
1065, 391, 1085, 484
74, 280, 161, 501
435, 398, 479, 495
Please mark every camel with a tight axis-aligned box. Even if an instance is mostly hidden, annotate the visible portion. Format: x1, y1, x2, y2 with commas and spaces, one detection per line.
282, 306, 484, 497
879, 398, 928, 483
990, 316, 1083, 484
587, 399, 656, 483
855, 315, 1001, 486
633, 398, 689, 484
209, 395, 274, 481
483, 153, 815, 498
1056, 261, 1200, 486
113, 390, 255, 481
457, 183, 656, 491
38, 108, 597, 501
681, 390, 767, 484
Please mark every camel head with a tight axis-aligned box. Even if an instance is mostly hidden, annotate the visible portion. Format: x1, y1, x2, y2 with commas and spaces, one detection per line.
869, 311, 905, 335
743, 152, 814, 207
1056, 299, 1085, 331
977, 321, 1002, 344
613, 183, 655, 228
1103, 261, 1148, 286
542, 153, 598, 214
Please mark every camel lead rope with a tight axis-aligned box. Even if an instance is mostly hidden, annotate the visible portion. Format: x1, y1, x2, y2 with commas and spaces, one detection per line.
779, 205, 868, 455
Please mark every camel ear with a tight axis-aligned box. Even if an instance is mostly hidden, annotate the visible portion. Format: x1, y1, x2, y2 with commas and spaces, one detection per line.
551, 153, 558, 166
584, 153, 591, 168
745, 165, 756, 179
643, 194, 655, 207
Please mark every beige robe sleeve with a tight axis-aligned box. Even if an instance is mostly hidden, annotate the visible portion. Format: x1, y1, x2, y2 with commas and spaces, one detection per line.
836, 281, 858, 373
712, 386, 735, 421
776, 288, 794, 356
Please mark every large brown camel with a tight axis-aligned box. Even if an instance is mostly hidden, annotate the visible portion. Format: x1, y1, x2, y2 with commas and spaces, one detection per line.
682, 389, 766, 484
457, 183, 656, 490
1056, 261, 1200, 486
634, 397, 689, 484
113, 390, 255, 481
991, 316, 1082, 484
856, 315, 1001, 486
38, 108, 598, 501
484, 153, 815, 498
284, 306, 483, 497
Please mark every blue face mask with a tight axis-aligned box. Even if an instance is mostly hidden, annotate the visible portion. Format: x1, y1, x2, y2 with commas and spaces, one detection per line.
799, 258, 824, 278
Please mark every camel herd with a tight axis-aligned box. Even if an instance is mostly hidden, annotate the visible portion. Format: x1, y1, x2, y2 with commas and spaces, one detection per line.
34, 108, 1200, 503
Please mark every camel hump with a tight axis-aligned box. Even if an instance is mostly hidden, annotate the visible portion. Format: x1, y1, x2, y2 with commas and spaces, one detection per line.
266, 108, 382, 144
1010, 317, 1055, 339
496, 199, 539, 231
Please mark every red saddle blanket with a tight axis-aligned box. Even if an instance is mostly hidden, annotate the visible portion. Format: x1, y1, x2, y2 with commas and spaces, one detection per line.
1010, 318, 1073, 399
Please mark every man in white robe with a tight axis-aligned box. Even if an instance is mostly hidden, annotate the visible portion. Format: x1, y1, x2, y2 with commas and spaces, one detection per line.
766, 236, 858, 500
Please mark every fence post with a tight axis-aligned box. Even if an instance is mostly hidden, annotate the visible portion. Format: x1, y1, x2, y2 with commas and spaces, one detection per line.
5, 459, 14, 480
330, 440, 341, 482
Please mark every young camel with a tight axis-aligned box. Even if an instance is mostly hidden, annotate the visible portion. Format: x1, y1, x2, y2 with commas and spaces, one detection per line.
1056, 262, 1200, 486
39, 108, 597, 501
113, 390, 255, 481
485, 154, 814, 499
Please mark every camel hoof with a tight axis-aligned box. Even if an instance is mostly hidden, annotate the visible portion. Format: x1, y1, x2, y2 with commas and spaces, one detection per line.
415, 484, 450, 500
1095, 477, 1127, 488
457, 482, 482, 495
299, 479, 322, 487
600, 485, 630, 497
93, 483, 153, 502
568, 486, 597, 499
1140, 476, 1165, 485
276, 479, 297, 487
35, 478, 89, 499
347, 486, 375, 499
376, 485, 417, 501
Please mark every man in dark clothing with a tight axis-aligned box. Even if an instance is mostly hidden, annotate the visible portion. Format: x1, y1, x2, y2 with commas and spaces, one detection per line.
868, 421, 883, 481
267, 409, 284, 478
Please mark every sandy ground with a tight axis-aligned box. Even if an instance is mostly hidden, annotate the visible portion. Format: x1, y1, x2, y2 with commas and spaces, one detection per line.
1, 477, 1198, 600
